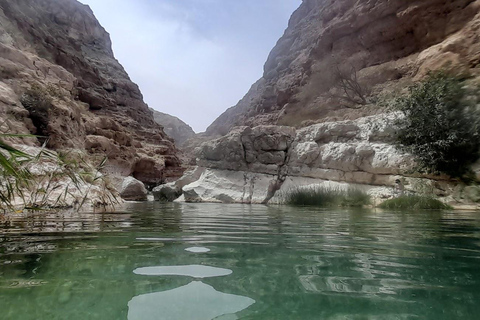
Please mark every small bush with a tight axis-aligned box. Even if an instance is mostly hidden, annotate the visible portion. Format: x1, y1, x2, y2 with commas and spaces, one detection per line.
20, 83, 52, 112
20, 84, 53, 138
283, 186, 370, 208
340, 188, 372, 207
378, 195, 452, 210
393, 71, 480, 178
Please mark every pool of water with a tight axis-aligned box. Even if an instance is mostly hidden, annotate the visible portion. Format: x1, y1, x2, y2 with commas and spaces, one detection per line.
1, 202, 480, 319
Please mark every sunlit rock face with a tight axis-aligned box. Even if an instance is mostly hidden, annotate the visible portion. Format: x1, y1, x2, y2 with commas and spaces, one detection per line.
178, 0, 480, 205
178, 113, 460, 204
0, 0, 184, 186
206, 0, 480, 134
179, 115, 473, 204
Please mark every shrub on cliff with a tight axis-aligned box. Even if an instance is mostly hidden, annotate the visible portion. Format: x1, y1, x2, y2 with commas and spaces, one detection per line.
20, 84, 53, 139
393, 71, 480, 178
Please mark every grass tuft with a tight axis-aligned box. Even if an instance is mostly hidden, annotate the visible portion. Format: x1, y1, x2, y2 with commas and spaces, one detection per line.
283, 186, 370, 208
378, 195, 452, 210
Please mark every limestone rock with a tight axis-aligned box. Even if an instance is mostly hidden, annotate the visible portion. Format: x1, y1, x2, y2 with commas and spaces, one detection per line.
181, 169, 275, 204
152, 183, 182, 202
198, 125, 296, 175
172, 0, 480, 206
176, 167, 397, 205
120, 177, 148, 201
152, 166, 205, 202
0, 0, 184, 188
175, 113, 455, 204
206, 0, 480, 134
8, 145, 121, 210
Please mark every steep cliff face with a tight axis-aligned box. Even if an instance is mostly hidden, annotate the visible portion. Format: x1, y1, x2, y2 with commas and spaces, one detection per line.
207, 0, 480, 135
171, 0, 480, 207
0, 0, 183, 186
150, 108, 195, 147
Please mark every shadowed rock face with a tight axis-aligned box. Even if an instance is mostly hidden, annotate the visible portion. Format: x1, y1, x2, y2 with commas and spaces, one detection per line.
206, 0, 480, 135
0, 0, 184, 185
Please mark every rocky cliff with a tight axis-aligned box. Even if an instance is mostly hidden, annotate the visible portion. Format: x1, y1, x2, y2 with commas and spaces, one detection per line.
150, 108, 195, 147
170, 0, 480, 207
0, 0, 183, 189
207, 0, 480, 135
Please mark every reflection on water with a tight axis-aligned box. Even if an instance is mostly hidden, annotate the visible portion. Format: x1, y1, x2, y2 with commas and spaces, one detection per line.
128, 281, 255, 320
133, 265, 232, 278
1, 202, 480, 319
186, 247, 211, 253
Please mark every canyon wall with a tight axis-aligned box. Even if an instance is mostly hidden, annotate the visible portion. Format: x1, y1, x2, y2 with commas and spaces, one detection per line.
175, 0, 480, 207
0, 0, 184, 190
207, 0, 480, 135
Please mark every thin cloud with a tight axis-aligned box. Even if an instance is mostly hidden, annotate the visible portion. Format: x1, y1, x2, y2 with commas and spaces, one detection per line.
79, 0, 301, 132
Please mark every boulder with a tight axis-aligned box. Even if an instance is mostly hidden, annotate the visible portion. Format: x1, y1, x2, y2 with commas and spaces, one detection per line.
152, 183, 182, 202
120, 177, 148, 201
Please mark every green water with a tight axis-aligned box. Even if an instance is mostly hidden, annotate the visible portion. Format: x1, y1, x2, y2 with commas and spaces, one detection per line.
1, 203, 480, 319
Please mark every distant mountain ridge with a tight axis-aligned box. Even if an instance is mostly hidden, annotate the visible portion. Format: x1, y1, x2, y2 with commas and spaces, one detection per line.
150, 108, 195, 147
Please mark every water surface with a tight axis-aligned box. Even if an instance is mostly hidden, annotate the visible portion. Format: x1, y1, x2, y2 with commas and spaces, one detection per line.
1, 203, 480, 319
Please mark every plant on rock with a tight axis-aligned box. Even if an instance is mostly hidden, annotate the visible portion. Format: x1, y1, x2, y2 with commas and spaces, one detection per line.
0, 135, 33, 210
0, 134, 118, 212
393, 71, 480, 178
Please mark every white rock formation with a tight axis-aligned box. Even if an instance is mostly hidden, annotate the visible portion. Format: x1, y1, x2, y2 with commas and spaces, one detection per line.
174, 113, 458, 204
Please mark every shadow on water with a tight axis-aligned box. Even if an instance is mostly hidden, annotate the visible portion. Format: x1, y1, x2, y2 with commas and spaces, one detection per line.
0, 202, 480, 319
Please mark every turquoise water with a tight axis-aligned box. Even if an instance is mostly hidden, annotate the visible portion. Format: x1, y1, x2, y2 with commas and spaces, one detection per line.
1, 203, 480, 319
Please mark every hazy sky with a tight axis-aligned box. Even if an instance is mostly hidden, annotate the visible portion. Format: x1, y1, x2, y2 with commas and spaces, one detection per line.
79, 0, 301, 132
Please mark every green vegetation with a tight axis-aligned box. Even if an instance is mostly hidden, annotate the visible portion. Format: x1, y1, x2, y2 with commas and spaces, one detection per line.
283, 186, 370, 208
378, 195, 452, 210
20, 84, 53, 140
393, 71, 480, 178
0, 134, 33, 210
0, 134, 118, 213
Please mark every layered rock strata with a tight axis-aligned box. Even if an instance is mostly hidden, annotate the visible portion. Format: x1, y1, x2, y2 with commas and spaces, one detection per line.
207, 0, 480, 135
0, 0, 184, 192
176, 113, 476, 206
173, 0, 480, 207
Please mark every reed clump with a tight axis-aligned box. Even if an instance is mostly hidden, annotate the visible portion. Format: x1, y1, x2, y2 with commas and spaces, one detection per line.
1, 134, 118, 213
378, 195, 452, 210
283, 186, 370, 208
